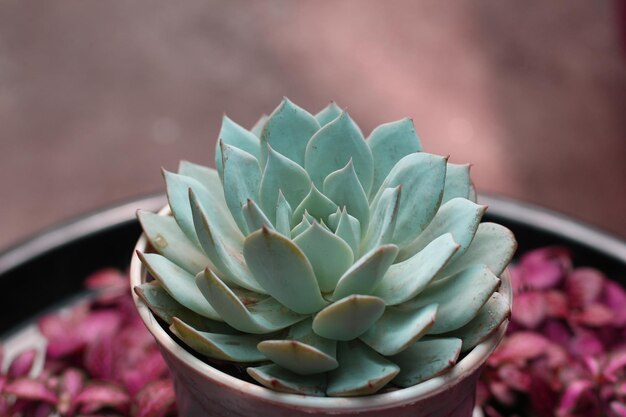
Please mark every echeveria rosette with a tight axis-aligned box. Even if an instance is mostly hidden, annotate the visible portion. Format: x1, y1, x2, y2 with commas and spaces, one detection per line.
134, 98, 517, 397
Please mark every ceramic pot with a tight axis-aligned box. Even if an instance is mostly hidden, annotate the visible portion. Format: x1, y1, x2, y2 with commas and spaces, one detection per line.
130, 207, 511, 417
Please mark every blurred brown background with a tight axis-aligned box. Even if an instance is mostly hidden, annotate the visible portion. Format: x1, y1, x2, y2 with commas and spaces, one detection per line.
1, 0, 625, 251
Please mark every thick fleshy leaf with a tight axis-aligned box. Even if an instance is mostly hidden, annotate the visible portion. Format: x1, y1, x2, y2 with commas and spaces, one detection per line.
290, 214, 311, 239
178, 161, 232, 219
374, 234, 460, 305
134, 282, 236, 333
215, 116, 261, 180
391, 338, 462, 387
164, 170, 243, 247
401, 265, 500, 334
440, 222, 517, 278
243, 227, 328, 314
260, 98, 320, 167
196, 269, 305, 334
367, 118, 422, 195
137, 211, 213, 275
170, 318, 267, 362
293, 222, 354, 293
292, 185, 338, 227
327, 341, 400, 397
370, 153, 447, 248
360, 304, 438, 356
189, 189, 265, 293
138, 252, 221, 320
275, 191, 292, 236
399, 197, 486, 262
242, 198, 274, 233
315, 101, 342, 127
312, 295, 385, 341
330, 208, 361, 257
251, 114, 269, 137
258, 320, 338, 375
221, 142, 262, 234
323, 160, 370, 233
332, 245, 398, 300
360, 186, 401, 254
446, 291, 510, 352
305, 111, 374, 194
259, 145, 312, 222
441, 163, 471, 203
247, 364, 327, 396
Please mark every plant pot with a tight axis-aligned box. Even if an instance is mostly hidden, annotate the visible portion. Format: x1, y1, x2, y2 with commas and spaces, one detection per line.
129, 206, 512, 417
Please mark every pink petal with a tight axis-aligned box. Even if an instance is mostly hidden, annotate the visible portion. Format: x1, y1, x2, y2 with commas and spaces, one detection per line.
57, 368, 85, 416
610, 401, 626, 417
3, 378, 58, 403
84, 268, 127, 290
556, 380, 597, 416
490, 332, 552, 365
529, 376, 561, 417
75, 381, 130, 414
38, 305, 88, 358
544, 290, 569, 318
84, 336, 115, 381
120, 350, 168, 396
603, 350, 626, 382
569, 328, 604, 357
131, 379, 176, 417
497, 364, 531, 391
489, 380, 517, 406
542, 319, 571, 346
603, 281, 626, 326
518, 247, 570, 290
513, 291, 547, 329
7, 348, 38, 378
566, 267, 606, 308
76, 310, 122, 345
572, 303, 615, 327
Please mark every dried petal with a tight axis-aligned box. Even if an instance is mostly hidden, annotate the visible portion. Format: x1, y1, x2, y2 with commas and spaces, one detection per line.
7, 348, 38, 378
573, 303, 615, 327
3, 378, 58, 403
131, 379, 177, 417
518, 247, 570, 290
566, 268, 605, 308
490, 332, 551, 365
557, 380, 599, 417
603, 281, 626, 326
513, 291, 547, 329
75, 381, 130, 414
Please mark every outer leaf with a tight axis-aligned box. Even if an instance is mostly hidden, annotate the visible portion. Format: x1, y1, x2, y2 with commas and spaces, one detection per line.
445, 291, 510, 352
257, 320, 338, 375
247, 364, 326, 396
243, 227, 328, 314
170, 318, 267, 362
391, 338, 462, 387
441, 163, 471, 203
137, 210, 213, 274
360, 186, 401, 255
215, 116, 261, 180
137, 253, 220, 321
315, 101, 342, 127
292, 185, 338, 227
163, 170, 242, 247
360, 304, 438, 356
371, 153, 447, 248
401, 265, 500, 334
260, 98, 320, 167
367, 118, 422, 195
323, 160, 370, 233
305, 111, 374, 194
439, 222, 517, 278
221, 142, 262, 234
196, 269, 305, 334
399, 197, 486, 262
190, 189, 265, 293
312, 295, 385, 341
293, 222, 354, 293
134, 282, 236, 333
327, 341, 399, 397
178, 161, 231, 219
332, 245, 398, 300
259, 145, 312, 222
373, 234, 460, 305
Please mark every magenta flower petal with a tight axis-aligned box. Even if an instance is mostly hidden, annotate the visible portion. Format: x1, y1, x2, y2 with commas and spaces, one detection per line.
557, 379, 598, 417
497, 363, 531, 391
518, 247, 570, 290
3, 378, 58, 403
513, 291, 547, 329
603, 350, 626, 382
131, 379, 176, 417
603, 281, 626, 326
490, 332, 552, 365
74, 381, 130, 414
7, 348, 38, 379
573, 303, 615, 327
38, 305, 88, 358
544, 290, 569, 318
84, 336, 115, 381
610, 401, 626, 417
84, 268, 127, 290
569, 328, 605, 357
57, 368, 85, 416
76, 310, 122, 345
566, 267, 606, 308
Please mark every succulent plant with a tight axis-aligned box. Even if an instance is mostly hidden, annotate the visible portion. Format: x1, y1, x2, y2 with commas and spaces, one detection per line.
134, 98, 517, 397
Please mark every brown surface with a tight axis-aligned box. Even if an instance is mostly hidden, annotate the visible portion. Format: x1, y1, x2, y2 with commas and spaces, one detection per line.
1, 1, 625, 251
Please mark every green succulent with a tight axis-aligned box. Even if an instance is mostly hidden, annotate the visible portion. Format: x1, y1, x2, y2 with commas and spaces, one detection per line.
135, 98, 516, 397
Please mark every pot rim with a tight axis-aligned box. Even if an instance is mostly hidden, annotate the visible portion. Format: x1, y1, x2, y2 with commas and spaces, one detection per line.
130, 206, 511, 411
